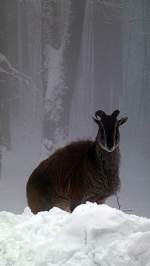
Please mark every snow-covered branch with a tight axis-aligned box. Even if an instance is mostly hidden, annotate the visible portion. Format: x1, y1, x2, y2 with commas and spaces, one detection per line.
0, 52, 39, 92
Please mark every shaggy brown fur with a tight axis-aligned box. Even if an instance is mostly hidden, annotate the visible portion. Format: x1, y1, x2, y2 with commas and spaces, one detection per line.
26, 139, 120, 213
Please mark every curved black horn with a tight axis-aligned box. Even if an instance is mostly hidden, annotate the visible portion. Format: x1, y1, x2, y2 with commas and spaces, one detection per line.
112, 110, 120, 118
95, 110, 106, 119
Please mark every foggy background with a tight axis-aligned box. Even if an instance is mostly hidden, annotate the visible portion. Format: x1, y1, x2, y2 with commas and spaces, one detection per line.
0, 0, 150, 216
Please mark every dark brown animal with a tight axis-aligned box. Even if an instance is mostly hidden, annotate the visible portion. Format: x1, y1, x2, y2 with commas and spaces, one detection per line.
26, 110, 128, 213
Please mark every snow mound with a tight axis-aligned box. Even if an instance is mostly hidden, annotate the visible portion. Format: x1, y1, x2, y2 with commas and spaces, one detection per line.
0, 203, 150, 266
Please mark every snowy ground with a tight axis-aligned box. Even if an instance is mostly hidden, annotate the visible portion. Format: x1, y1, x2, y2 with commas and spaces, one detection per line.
0, 203, 150, 266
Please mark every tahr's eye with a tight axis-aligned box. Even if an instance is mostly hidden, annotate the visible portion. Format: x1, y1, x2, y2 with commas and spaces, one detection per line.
116, 130, 119, 141
101, 128, 105, 139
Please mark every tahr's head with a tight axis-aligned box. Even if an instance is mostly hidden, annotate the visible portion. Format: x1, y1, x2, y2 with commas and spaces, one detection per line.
93, 110, 128, 152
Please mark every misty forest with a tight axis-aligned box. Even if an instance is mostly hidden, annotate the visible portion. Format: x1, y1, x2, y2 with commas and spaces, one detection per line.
0, 0, 150, 217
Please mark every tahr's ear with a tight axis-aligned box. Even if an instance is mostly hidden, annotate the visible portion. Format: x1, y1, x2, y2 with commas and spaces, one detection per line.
93, 117, 101, 126
118, 117, 128, 126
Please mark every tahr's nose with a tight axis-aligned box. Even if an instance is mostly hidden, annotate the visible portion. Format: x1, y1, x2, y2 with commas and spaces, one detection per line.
107, 138, 114, 150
